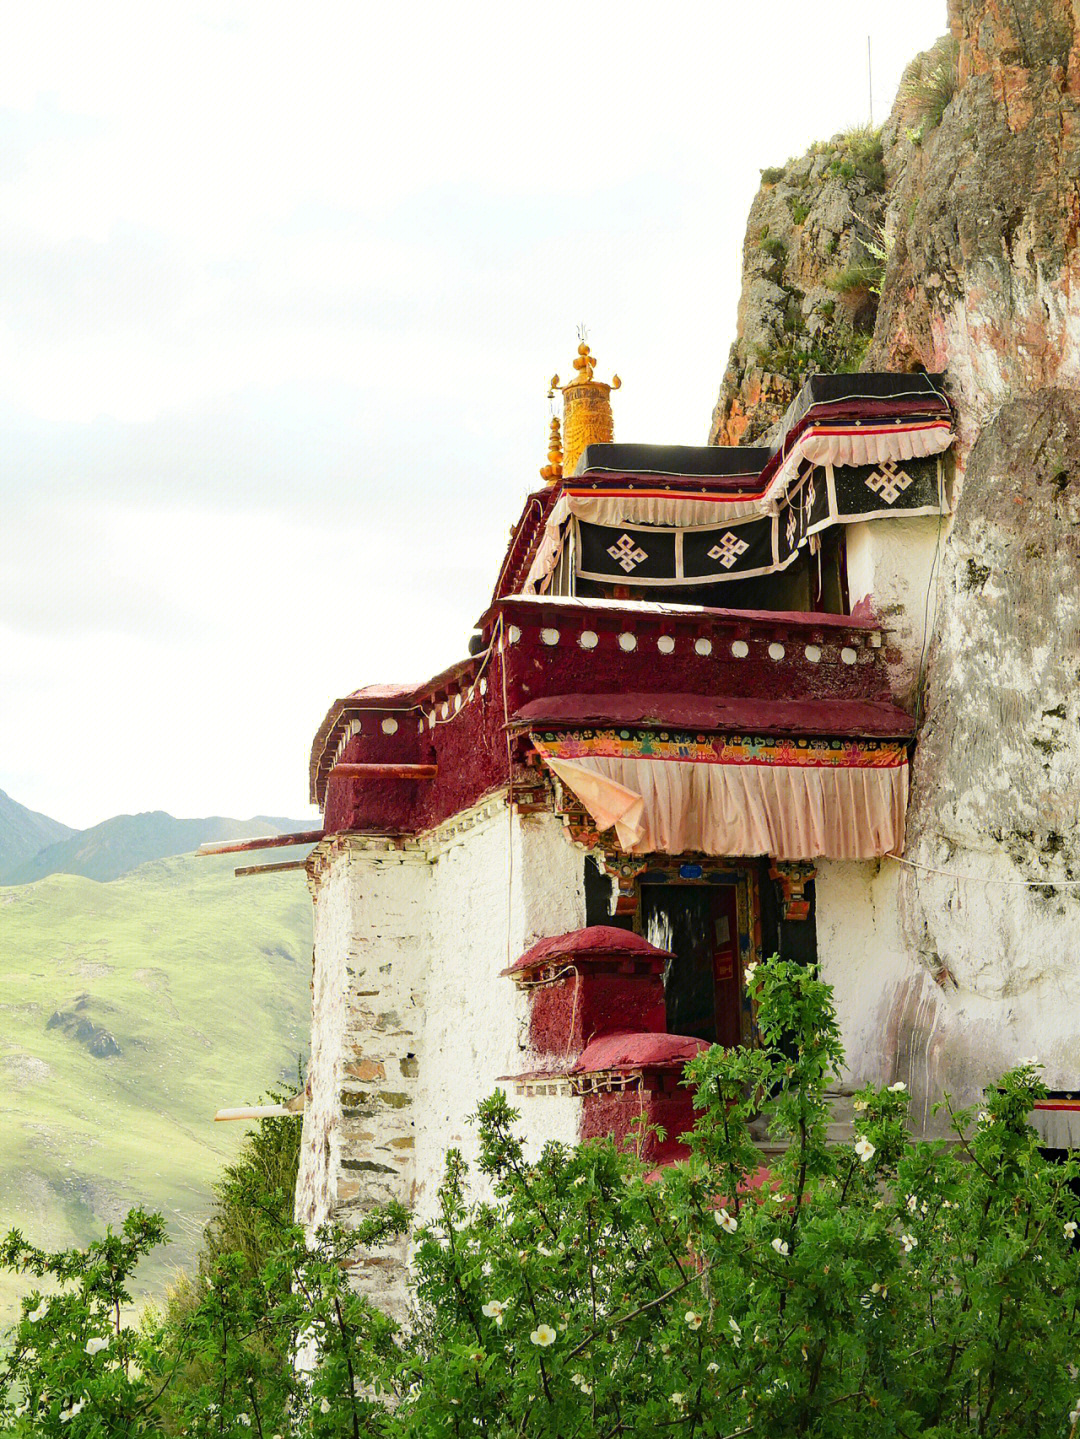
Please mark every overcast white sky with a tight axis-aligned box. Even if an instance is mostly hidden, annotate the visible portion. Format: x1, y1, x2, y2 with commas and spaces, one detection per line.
1, 1, 946, 830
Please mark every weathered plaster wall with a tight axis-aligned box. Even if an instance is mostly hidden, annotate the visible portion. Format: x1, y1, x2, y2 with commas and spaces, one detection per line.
297, 803, 586, 1317
411, 806, 585, 1224
893, 391, 1080, 1108
845, 514, 943, 705
296, 838, 431, 1325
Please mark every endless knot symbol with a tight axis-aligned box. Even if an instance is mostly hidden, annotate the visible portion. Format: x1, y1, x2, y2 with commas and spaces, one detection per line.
805, 476, 817, 511
785, 509, 798, 548
607, 533, 648, 572
708, 532, 750, 570
864, 459, 914, 505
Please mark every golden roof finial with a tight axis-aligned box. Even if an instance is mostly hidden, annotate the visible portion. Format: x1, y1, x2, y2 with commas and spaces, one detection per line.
550, 335, 620, 476
573, 340, 596, 381
540, 411, 563, 484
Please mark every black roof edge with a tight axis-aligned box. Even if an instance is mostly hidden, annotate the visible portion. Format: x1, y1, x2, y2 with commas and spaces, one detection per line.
574, 373, 950, 480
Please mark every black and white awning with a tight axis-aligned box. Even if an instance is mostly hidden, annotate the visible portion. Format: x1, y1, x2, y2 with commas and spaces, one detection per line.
575, 456, 944, 587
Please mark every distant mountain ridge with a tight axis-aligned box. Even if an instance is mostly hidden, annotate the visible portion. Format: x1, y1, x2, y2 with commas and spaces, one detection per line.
0, 790, 76, 880
0, 803, 315, 885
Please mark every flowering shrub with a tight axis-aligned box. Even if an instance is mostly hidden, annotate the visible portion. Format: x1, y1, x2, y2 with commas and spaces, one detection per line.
4, 956, 1080, 1436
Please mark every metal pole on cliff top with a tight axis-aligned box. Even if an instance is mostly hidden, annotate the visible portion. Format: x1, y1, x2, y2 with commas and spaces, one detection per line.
868, 35, 873, 126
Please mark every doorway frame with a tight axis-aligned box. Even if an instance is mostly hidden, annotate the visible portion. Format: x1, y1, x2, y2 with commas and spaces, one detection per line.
630, 859, 762, 1048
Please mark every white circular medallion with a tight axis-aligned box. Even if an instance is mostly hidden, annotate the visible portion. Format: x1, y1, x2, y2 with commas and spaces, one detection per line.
694, 637, 712, 656
381, 716, 399, 735
540, 627, 560, 646
578, 630, 599, 650
618, 632, 637, 651
454, 693, 462, 712
507, 625, 521, 644
479, 677, 488, 695
731, 640, 749, 659
768, 642, 785, 661
841, 646, 858, 665
805, 645, 822, 663
657, 635, 675, 654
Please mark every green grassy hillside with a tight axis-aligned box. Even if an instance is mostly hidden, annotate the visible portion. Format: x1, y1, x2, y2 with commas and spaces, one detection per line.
0, 851, 312, 1326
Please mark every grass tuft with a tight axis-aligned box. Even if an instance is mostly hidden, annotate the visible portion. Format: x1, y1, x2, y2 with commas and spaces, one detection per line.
901, 35, 959, 134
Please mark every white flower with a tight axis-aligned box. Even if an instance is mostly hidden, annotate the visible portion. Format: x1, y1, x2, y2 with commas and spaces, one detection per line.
319, 1397, 331, 1414
707, 1361, 720, 1373
481, 1299, 510, 1325
1071, 1399, 1080, 1426
570, 1373, 593, 1394
854, 1136, 876, 1163
1066, 1221, 1078, 1240
237, 1417, 251, 1429
684, 1310, 703, 1330
888, 1080, 907, 1092
671, 1392, 687, 1409
530, 1323, 556, 1347
573, 1175, 587, 1187
906, 1194, 919, 1213
537, 1243, 553, 1257
900, 1233, 918, 1253
84, 1336, 109, 1355
13, 1402, 29, 1417
27, 1302, 47, 1323
715, 1207, 738, 1233
771, 1237, 790, 1256
853, 1099, 868, 1113
728, 1317, 742, 1346
59, 1397, 86, 1424
744, 963, 758, 984
870, 1282, 886, 1296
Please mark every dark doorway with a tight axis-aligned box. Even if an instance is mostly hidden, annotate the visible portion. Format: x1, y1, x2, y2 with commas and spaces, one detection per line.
641, 884, 742, 1047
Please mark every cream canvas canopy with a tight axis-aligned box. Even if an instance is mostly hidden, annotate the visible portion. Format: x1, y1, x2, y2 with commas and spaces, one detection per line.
532, 729, 908, 860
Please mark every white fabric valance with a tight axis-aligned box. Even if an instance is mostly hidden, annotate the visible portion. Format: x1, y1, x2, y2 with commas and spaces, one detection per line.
565, 492, 759, 528
797, 424, 953, 469
541, 752, 907, 860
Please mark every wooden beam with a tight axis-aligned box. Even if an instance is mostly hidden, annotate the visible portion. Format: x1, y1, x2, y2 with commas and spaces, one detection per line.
215, 1091, 306, 1121
234, 859, 310, 877
197, 829, 324, 857
214, 1104, 302, 1121
329, 763, 437, 780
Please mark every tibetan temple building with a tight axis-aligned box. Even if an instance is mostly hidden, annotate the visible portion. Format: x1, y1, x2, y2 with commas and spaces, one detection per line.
295, 344, 954, 1315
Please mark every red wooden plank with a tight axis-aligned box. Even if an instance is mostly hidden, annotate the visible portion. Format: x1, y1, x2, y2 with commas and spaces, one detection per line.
329, 763, 438, 780
197, 829, 324, 857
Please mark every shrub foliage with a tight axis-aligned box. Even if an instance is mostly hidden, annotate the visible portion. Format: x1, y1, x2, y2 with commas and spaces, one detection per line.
3, 957, 1080, 1436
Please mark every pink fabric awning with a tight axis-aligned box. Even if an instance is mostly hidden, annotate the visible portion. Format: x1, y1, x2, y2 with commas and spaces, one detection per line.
533, 732, 907, 860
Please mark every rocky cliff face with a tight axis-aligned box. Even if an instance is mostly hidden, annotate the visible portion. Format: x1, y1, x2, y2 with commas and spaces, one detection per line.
883, 0, 1080, 1105
715, 0, 1080, 1108
708, 131, 888, 445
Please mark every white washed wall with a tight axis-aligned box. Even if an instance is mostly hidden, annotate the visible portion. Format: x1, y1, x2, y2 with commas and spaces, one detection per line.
297, 803, 585, 1316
